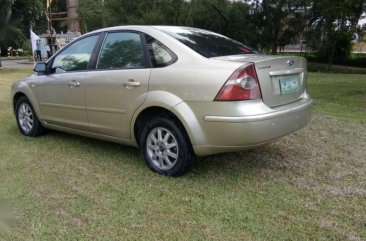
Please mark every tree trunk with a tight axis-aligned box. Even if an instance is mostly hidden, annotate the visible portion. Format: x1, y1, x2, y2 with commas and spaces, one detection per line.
271, 26, 280, 55
0, 46, 2, 69
271, 42, 278, 55
327, 43, 336, 72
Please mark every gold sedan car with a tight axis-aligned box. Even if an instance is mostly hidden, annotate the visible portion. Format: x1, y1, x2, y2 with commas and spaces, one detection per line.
11, 26, 312, 176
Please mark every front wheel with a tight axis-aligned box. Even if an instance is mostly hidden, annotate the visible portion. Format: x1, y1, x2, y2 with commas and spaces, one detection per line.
140, 117, 194, 176
15, 96, 44, 136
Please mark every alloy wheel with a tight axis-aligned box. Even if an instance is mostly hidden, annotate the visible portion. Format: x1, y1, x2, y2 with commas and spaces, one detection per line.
17, 103, 34, 134
146, 127, 179, 170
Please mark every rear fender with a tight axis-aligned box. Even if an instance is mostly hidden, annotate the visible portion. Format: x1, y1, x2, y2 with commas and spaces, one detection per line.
130, 90, 205, 146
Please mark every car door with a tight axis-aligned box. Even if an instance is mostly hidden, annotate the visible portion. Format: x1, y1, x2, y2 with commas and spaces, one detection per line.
37, 34, 99, 131
83, 31, 151, 138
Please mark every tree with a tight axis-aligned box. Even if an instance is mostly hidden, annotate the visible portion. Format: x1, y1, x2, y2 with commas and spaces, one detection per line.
307, 0, 365, 66
79, 0, 106, 32
247, 0, 311, 54
0, 0, 15, 68
226, 1, 257, 48
0, 0, 44, 68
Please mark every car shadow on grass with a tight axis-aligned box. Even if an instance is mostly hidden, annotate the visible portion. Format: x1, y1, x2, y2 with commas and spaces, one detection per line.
192, 144, 287, 178
10, 125, 289, 179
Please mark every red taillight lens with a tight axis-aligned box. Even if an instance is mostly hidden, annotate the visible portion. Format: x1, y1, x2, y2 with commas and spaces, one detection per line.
215, 63, 262, 101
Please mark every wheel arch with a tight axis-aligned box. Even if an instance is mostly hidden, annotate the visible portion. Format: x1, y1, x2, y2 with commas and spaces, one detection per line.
131, 91, 206, 153
12, 80, 42, 120
133, 106, 189, 147
13, 92, 27, 112
12, 91, 41, 117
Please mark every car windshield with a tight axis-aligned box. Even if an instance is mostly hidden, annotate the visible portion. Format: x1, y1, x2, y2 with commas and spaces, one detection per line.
157, 26, 259, 58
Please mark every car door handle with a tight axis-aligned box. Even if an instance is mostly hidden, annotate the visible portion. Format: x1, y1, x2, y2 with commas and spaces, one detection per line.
68, 80, 80, 87
122, 79, 141, 87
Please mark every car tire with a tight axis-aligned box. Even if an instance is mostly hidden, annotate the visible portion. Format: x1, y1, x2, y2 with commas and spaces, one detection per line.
140, 116, 194, 177
15, 96, 45, 137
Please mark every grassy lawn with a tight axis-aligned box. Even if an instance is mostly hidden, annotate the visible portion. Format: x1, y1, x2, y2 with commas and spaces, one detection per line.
0, 69, 365, 240
307, 73, 366, 120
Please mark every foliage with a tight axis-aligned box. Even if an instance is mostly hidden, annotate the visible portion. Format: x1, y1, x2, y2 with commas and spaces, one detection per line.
78, 0, 365, 59
306, 0, 365, 65
0, 0, 45, 54
247, 0, 312, 53
307, 61, 366, 74
1, 0, 366, 67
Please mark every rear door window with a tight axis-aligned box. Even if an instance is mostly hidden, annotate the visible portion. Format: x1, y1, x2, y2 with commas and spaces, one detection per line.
158, 26, 259, 58
145, 35, 177, 67
97, 32, 146, 69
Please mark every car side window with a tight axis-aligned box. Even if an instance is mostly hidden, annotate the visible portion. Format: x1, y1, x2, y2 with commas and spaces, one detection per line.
145, 35, 177, 67
97, 32, 145, 69
51, 35, 98, 73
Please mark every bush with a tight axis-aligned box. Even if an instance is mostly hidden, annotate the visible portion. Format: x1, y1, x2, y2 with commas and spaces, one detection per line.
306, 54, 366, 68
307, 62, 366, 74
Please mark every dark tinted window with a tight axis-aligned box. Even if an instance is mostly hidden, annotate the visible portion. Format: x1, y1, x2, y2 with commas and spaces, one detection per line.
158, 27, 259, 58
52, 35, 98, 73
97, 32, 145, 69
145, 35, 177, 67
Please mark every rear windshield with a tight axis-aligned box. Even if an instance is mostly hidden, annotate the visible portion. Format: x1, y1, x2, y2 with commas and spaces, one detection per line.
158, 27, 259, 58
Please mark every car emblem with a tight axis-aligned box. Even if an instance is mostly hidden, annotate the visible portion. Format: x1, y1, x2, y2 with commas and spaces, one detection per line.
287, 60, 295, 66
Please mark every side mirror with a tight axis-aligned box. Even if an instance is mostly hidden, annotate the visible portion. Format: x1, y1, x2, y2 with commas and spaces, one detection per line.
33, 62, 47, 74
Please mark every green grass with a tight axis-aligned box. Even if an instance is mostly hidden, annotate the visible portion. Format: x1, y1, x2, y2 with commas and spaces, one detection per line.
0, 69, 365, 240
307, 73, 366, 120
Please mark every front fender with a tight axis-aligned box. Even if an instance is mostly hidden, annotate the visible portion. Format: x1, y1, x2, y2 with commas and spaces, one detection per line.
11, 80, 42, 120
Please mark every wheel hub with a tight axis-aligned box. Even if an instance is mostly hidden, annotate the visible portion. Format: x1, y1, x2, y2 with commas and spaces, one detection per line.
17, 103, 34, 134
146, 127, 179, 171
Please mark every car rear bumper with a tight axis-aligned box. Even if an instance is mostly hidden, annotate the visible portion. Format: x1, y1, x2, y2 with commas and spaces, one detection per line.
191, 98, 312, 156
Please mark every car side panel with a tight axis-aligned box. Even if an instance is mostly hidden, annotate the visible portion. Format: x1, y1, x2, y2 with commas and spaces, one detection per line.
147, 61, 241, 102
36, 72, 89, 131
83, 69, 150, 138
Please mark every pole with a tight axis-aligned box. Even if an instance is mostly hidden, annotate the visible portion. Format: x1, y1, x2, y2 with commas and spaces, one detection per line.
102, 0, 105, 27
47, 0, 51, 36
49, 1, 54, 55
0, 47, 2, 69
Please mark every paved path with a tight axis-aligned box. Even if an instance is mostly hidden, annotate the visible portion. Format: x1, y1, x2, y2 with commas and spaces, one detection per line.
0, 60, 34, 69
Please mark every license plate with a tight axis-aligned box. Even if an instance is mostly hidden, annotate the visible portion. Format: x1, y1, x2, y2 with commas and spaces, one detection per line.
279, 76, 299, 95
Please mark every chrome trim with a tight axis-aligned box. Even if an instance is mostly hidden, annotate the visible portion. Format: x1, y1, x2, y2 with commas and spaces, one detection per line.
269, 68, 305, 76
286, 59, 295, 66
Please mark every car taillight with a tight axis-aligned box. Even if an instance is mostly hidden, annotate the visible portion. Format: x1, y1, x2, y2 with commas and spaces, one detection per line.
215, 63, 262, 101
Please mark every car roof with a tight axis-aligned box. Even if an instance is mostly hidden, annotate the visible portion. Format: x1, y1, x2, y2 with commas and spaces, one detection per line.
87, 25, 196, 34
89, 25, 179, 33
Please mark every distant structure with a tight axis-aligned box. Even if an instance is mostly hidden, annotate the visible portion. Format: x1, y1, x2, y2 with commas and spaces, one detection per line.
52, 0, 80, 33
40, 0, 81, 52
67, 0, 80, 33
358, 12, 366, 29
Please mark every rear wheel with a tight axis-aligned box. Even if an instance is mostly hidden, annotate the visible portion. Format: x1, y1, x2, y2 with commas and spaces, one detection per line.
140, 117, 193, 176
15, 96, 44, 136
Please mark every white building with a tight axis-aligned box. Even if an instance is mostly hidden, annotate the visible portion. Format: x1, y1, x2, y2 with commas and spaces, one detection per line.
358, 12, 366, 29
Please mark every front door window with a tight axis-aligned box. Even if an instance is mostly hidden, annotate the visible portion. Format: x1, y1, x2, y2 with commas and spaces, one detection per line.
52, 35, 98, 73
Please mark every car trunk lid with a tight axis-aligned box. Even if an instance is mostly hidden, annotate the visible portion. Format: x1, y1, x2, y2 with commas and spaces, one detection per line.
211, 55, 307, 107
